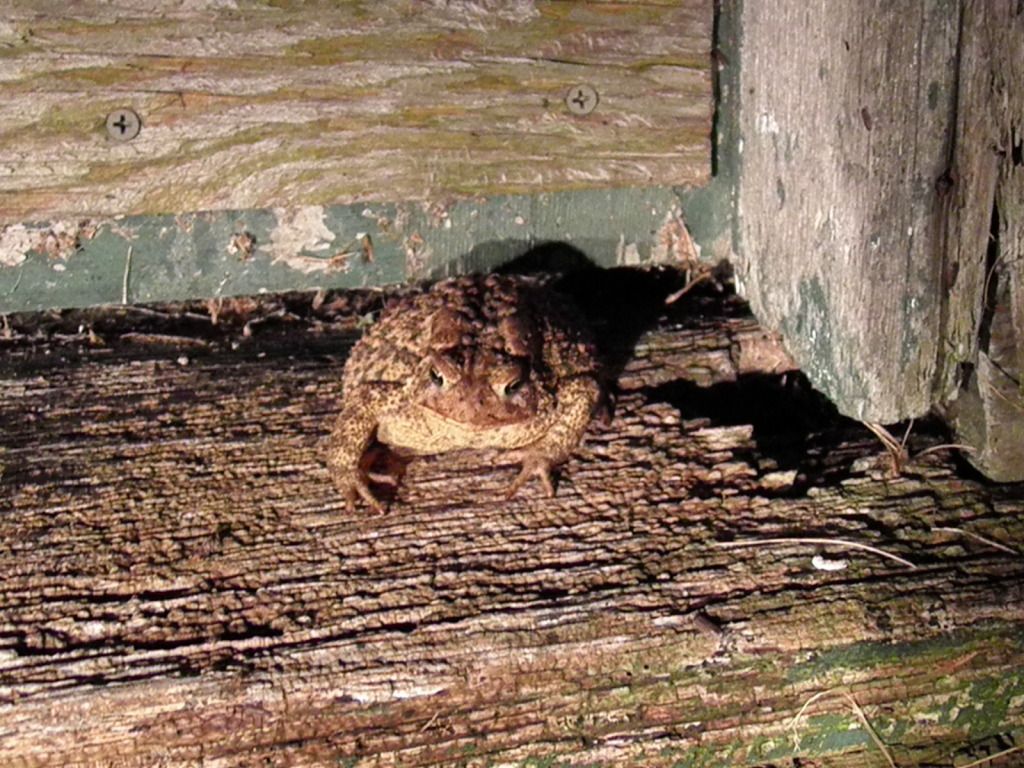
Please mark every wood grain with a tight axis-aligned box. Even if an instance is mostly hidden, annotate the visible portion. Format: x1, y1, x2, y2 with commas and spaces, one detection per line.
1, 292, 1021, 767
0, 0, 711, 224
937, 0, 1024, 482
736, 0, 959, 423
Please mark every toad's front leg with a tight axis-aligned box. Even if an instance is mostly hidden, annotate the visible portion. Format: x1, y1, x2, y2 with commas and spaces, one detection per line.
326, 385, 400, 513
506, 375, 601, 498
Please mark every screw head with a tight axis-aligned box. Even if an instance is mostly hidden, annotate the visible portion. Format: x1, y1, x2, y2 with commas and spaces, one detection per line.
105, 108, 142, 142
565, 84, 599, 116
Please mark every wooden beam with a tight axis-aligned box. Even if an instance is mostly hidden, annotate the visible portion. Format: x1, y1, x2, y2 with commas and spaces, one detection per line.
0, 188, 702, 313
1, 287, 1021, 766
0, 0, 712, 225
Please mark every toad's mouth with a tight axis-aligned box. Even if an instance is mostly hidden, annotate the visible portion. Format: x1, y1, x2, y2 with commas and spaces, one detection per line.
420, 403, 533, 429
418, 383, 539, 429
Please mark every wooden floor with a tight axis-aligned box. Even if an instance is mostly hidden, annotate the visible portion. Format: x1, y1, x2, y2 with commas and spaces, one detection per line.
1, 277, 1022, 767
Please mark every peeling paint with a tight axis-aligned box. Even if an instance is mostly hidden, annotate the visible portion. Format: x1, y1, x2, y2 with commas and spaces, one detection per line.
267, 206, 338, 274
0, 219, 96, 267
651, 206, 701, 266
615, 235, 642, 266
403, 232, 433, 277
0, 225, 32, 267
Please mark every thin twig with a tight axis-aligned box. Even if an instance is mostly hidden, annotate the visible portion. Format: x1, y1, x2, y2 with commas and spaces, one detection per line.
122, 245, 133, 304
933, 526, 1020, 556
915, 443, 976, 458
712, 537, 916, 569
119, 332, 209, 347
419, 711, 440, 733
123, 305, 210, 323
957, 746, 1023, 768
665, 271, 710, 304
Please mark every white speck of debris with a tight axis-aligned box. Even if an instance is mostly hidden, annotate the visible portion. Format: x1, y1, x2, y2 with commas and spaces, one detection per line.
811, 555, 849, 571
0, 224, 32, 267
267, 206, 337, 274
514, 215, 526, 226
52, 263, 66, 272
176, 355, 190, 366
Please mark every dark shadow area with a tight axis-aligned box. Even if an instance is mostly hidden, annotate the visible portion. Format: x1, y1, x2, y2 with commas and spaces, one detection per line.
653, 371, 841, 447
650, 371, 851, 490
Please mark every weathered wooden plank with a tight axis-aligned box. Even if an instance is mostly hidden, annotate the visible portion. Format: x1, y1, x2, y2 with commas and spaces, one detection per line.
1, 289, 1022, 767
735, 0, 959, 423
0, 0, 712, 225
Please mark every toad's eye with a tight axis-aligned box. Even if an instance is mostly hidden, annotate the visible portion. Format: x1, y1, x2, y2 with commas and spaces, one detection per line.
429, 367, 445, 387
503, 377, 523, 396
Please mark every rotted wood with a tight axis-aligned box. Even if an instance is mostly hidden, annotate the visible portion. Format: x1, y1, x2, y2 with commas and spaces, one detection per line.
1, 285, 1023, 767
0, 0, 711, 225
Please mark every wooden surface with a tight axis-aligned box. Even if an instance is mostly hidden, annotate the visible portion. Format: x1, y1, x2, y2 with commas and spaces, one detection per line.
0, 0, 711, 225
735, 0, 959, 423
941, 0, 1024, 482
1, 284, 1022, 767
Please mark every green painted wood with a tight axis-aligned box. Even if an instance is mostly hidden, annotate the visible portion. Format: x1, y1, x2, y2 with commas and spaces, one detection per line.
0, 187, 710, 313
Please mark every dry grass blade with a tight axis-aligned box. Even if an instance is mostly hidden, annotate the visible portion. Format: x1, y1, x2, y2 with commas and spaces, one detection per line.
789, 687, 896, 768
933, 526, 1020, 556
956, 746, 1023, 768
984, 379, 1024, 415
711, 537, 916, 569
863, 421, 902, 453
864, 421, 907, 474
864, 420, 972, 473
916, 443, 975, 458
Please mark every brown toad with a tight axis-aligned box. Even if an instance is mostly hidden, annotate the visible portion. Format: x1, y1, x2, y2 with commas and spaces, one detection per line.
327, 274, 601, 511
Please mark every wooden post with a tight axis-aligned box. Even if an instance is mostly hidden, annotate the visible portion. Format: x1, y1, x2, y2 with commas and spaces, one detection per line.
735, 0, 1024, 479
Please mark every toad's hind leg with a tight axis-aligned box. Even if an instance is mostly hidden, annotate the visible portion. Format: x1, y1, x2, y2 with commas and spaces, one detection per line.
505, 376, 601, 499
